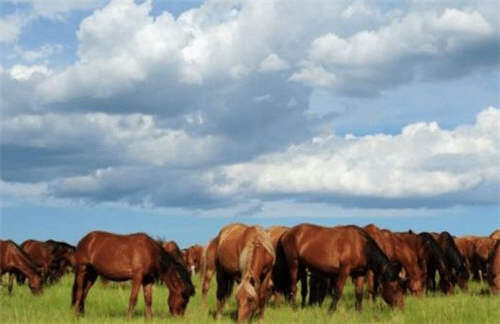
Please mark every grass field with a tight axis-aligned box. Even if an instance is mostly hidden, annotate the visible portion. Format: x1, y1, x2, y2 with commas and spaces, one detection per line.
1, 274, 499, 324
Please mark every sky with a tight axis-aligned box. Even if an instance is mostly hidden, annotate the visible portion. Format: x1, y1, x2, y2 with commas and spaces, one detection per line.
1, 0, 499, 247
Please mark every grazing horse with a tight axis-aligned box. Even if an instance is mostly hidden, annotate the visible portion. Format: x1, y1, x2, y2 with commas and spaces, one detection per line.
279, 224, 404, 311
201, 237, 217, 301
19, 240, 55, 283
488, 240, 500, 294
72, 231, 194, 319
0, 240, 42, 295
214, 224, 275, 322
454, 237, 476, 281
184, 244, 204, 275
474, 237, 498, 281
490, 230, 500, 240
431, 232, 469, 290
395, 231, 453, 294
364, 224, 426, 297
45, 240, 76, 280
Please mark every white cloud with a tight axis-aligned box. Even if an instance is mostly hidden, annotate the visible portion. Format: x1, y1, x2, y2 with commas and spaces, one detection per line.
259, 53, 290, 72
289, 64, 336, 87
10, 0, 105, 18
0, 13, 28, 43
210, 107, 500, 206
9, 64, 52, 80
13, 44, 63, 62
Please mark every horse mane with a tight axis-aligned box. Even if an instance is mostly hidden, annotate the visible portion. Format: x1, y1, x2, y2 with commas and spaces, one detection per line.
419, 232, 451, 281
362, 231, 399, 283
440, 232, 468, 280
156, 241, 194, 294
236, 226, 275, 299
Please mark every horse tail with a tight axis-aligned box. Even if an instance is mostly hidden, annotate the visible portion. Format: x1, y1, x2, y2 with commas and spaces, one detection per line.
273, 238, 292, 298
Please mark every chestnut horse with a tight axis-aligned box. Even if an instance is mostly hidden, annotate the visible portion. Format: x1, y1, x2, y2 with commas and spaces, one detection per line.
474, 237, 498, 281
395, 231, 453, 294
72, 231, 194, 319
430, 232, 469, 290
201, 237, 217, 301
46, 240, 76, 280
0, 240, 42, 295
278, 224, 404, 311
20, 240, 55, 283
184, 244, 204, 275
488, 240, 500, 294
454, 237, 476, 281
214, 224, 275, 322
364, 224, 426, 297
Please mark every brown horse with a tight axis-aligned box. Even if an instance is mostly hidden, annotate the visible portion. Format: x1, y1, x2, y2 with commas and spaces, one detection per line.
72, 231, 194, 319
395, 231, 453, 294
364, 224, 426, 297
20, 240, 54, 282
278, 224, 404, 311
490, 230, 500, 240
454, 237, 476, 280
0, 240, 42, 295
214, 224, 275, 322
201, 237, 217, 301
266, 226, 290, 305
430, 232, 469, 290
474, 237, 497, 281
45, 240, 76, 280
184, 244, 204, 275
488, 240, 500, 294
161, 240, 188, 268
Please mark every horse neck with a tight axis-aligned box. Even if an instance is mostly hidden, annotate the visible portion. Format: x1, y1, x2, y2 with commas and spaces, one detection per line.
420, 234, 449, 276
12, 248, 39, 280
365, 238, 395, 282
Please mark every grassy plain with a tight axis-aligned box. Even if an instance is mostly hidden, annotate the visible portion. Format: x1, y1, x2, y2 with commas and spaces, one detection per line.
1, 274, 499, 324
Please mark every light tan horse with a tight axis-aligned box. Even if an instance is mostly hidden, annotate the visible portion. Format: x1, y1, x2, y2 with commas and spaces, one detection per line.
214, 224, 275, 322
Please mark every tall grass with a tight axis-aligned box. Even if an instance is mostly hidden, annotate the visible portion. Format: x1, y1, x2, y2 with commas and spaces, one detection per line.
1, 274, 499, 323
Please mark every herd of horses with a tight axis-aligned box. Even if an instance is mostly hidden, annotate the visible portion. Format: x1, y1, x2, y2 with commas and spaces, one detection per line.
1, 224, 499, 322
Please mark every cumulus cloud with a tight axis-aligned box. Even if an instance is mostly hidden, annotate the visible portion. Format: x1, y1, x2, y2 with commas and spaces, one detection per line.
0, 13, 29, 43
210, 107, 500, 208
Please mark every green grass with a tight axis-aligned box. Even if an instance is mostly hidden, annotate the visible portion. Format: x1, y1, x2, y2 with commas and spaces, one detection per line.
1, 274, 499, 323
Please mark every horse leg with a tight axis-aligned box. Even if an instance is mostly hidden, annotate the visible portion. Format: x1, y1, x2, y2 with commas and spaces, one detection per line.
299, 266, 307, 308
127, 275, 143, 319
353, 275, 364, 311
8, 273, 14, 294
287, 258, 299, 308
202, 267, 214, 305
143, 279, 154, 320
73, 266, 87, 316
329, 266, 350, 313
367, 270, 376, 300
80, 270, 98, 314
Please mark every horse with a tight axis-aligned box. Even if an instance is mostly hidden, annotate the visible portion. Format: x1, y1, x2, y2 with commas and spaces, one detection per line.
184, 244, 204, 275
19, 240, 55, 283
72, 231, 194, 319
490, 230, 500, 240
454, 237, 476, 281
430, 232, 469, 290
364, 224, 426, 297
201, 237, 217, 301
278, 224, 404, 312
214, 224, 275, 322
395, 231, 453, 294
0, 240, 42, 295
45, 240, 76, 280
488, 240, 500, 294
161, 240, 188, 268
266, 226, 290, 305
473, 237, 498, 281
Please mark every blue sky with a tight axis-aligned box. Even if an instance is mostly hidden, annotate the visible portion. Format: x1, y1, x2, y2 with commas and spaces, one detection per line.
1, 0, 499, 247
